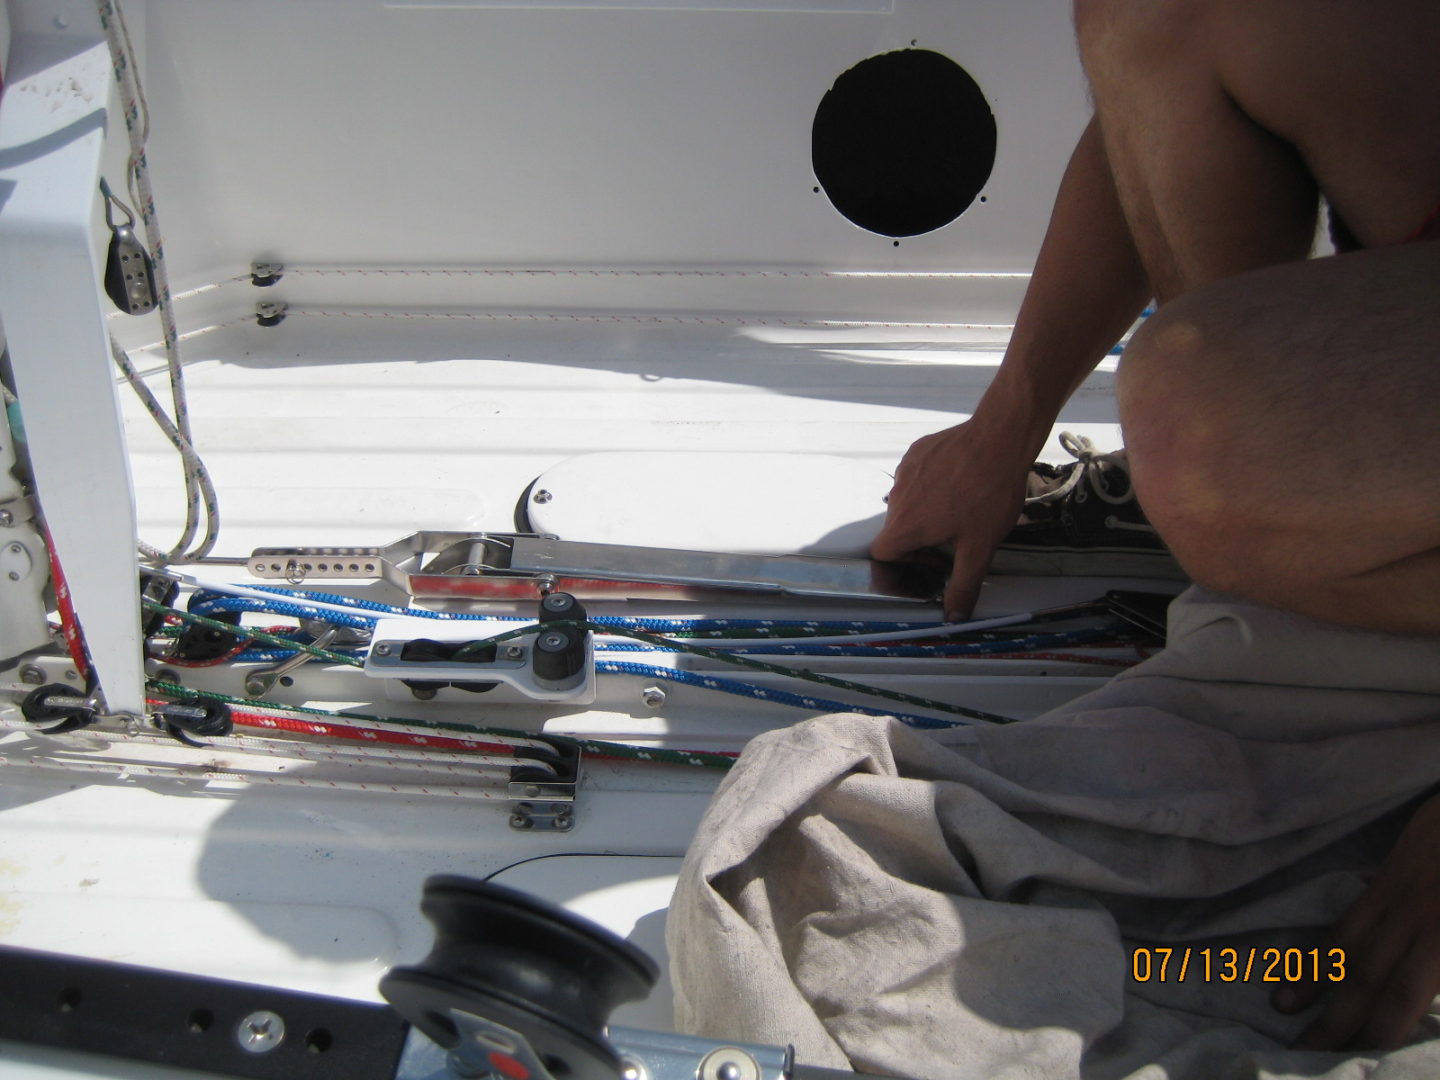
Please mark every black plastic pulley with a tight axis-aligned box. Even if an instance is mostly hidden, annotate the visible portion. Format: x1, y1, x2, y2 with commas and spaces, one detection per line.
152, 698, 232, 748
173, 608, 245, 662
21, 683, 97, 734
380, 876, 658, 1080
533, 627, 586, 691
538, 591, 587, 624
138, 571, 180, 638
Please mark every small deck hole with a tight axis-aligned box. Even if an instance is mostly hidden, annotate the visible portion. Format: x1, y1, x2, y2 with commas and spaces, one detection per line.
305, 1027, 332, 1053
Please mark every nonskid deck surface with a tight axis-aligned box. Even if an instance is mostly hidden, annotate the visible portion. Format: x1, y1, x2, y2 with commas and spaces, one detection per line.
2, 311, 1161, 1051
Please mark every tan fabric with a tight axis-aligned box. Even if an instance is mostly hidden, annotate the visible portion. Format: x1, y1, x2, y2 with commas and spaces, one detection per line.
668, 588, 1440, 1079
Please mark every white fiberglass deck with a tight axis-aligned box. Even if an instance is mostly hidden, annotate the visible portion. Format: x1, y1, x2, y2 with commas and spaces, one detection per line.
0, 3, 1156, 1074
2, 305, 1134, 1038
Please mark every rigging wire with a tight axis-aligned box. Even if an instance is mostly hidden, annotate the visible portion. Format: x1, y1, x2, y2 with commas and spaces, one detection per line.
110, 337, 221, 560
97, 0, 218, 562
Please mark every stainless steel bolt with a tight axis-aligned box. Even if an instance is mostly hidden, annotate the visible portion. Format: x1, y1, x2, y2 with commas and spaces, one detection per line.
523, 784, 541, 798
532, 489, 552, 504
235, 1010, 285, 1054
698, 1049, 760, 1080
504, 646, 525, 661
0, 510, 13, 527
374, 643, 391, 656
19, 665, 45, 686
7, 571, 18, 582
641, 686, 666, 709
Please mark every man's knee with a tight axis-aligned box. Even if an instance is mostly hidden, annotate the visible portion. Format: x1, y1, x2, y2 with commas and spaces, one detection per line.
1115, 302, 1250, 590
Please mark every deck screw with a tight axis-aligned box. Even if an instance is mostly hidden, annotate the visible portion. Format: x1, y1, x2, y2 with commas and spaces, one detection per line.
374, 643, 391, 656
20, 665, 45, 686
0, 510, 13, 527
236, 1011, 285, 1054
532, 490, 552, 504
641, 686, 666, 709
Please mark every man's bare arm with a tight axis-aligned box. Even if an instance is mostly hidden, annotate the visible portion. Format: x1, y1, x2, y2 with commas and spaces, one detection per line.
871, 118, 1151, 617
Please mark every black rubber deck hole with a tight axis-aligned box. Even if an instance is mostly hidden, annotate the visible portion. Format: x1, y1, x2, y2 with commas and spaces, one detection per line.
812, 48, 996, 238
57, 986, 82, 1012
305, 1027, 333, 1053
279, 676, 294, 687
543, 1054, 571, 1078
188, 1007, 214, 1033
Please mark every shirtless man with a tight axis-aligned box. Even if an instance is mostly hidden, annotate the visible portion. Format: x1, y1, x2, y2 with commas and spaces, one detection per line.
871, 0, 1440, 1052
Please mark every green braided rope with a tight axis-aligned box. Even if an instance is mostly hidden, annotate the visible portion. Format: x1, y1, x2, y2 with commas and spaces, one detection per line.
470, 620, 1018, 725
144, 600, 363, 667
146, 680, 737, 771
153, 602, 1014, 722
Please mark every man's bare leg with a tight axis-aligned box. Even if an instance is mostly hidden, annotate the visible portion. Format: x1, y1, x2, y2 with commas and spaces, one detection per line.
1120, 244, 1440, 634
1075, 0, 1440, 632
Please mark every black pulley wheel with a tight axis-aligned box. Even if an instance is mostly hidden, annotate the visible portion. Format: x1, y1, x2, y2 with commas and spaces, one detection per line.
539, 592, 587, 624
380, 876, 658, 1080
21, 683, 95, 733
533, 627, 586, 691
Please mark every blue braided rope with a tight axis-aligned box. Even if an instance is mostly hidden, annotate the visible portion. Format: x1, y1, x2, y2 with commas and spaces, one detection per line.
190, 593, 378, 630
235, 586, 943, 634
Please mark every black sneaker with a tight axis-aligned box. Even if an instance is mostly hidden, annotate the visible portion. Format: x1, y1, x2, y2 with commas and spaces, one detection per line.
990, 433, 1187, 579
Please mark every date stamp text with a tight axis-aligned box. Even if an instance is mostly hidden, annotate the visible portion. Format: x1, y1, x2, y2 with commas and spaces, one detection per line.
1130, 946, 1347, 984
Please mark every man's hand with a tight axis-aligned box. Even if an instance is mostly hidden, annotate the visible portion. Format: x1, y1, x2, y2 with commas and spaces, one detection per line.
1275, 792, 1440, 1051
870, 420, 1035, 620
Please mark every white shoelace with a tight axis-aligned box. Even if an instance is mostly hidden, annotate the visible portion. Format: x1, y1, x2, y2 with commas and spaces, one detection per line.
1027, 432, 1136, 507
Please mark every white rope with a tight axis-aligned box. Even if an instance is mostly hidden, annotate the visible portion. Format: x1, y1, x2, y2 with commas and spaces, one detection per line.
97, 0, 219, 561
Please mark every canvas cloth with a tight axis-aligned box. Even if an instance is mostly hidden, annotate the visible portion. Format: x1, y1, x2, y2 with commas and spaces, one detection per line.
667, 587, 1440, 1079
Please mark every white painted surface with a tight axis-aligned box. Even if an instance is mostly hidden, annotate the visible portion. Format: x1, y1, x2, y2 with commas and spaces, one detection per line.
134, 0, 1088, 313
526, 451, 893, 555
0, 4, 1148, 1073
0, 4, 146, 713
